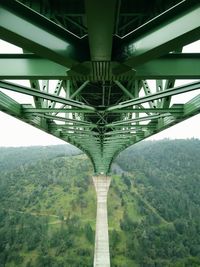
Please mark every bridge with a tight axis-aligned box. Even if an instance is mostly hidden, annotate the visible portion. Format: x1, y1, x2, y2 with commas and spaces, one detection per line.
0, 0, 199, 266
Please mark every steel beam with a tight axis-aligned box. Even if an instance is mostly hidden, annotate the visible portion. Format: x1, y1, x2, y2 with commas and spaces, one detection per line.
0, 0, 200, 178
0, 91, 21, 117
23, 108, 95, 114
107, 81, 200, 111
161, 79, 174, 109
135, 54, 200, 79
0, 54, 199, 80
0, 54, 67, 79
0, 81, 95, 110
0, 89, 49, 131
106, 113, 172, 127
184, 94, 200, 116
29, 80, 43, 109
0, 0, 89, 73
109, 124, 157, 130
85, 0, 117, 61
48, 80, 63, 109
142, 80, 156, 109
33, 114, 96, 126
113, 3, 200, 73
107, 107, 183, 114
71, 81, 90, 99
114, 80, 134, 99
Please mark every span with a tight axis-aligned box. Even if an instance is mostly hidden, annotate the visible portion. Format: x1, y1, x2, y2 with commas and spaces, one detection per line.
0, 1, 199, 266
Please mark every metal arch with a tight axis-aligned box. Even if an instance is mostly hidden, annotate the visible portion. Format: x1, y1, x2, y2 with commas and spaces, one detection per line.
0, 0, 200, 174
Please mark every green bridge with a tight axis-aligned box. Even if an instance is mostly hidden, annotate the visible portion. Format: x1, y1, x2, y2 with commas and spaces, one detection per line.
0, 1, 199, 265
0, 0, 199, 174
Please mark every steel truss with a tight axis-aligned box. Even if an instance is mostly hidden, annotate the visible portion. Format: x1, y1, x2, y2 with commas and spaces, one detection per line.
0, 0, 200, 174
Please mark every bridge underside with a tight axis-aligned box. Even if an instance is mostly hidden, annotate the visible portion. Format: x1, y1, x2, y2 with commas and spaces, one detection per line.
0, 0, 200, 174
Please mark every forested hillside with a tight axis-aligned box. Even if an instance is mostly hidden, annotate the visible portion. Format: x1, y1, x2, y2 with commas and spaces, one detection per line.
0, 144, 80, 172
114, 139, 200, 266
0, 139, 200, 267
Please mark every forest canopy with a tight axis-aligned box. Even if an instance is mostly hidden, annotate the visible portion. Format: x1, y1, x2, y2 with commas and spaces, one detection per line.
0, 139, 200, 267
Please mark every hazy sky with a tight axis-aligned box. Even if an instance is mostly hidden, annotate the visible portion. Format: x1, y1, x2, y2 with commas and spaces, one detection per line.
0, 40, 199, 147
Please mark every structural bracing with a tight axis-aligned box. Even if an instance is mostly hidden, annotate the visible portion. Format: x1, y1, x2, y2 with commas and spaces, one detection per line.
0, 2, 199, 172
0, 1, 200, 265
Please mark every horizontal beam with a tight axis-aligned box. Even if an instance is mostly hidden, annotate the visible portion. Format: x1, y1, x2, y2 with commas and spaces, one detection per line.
108, 124, 156, 129
50, 124, 95, 129
105, 130, 137, 135
113, 3, 200, 73
0, 54, 67, 79
23, 107, 95, 114
107, 106, 183, 113
0, 0, 89, 73
58, 128, 99, 134
135, 53, 200, 79
1, 53, 199, 80
0, 81, 95, 110
106, 113, 172, 127
23, 106, 183, 116
30, 114, 96, 126
107, 81, 200, 111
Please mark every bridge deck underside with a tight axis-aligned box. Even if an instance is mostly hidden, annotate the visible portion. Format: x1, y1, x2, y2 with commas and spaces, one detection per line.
0, 0, 199, 174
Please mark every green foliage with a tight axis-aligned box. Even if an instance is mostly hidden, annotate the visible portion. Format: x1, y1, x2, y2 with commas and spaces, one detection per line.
0, 144, 81, 172
0, 151, 94, 267
114, 139, 200, 266
85, 223, 94, 244
0, 139, 200, 266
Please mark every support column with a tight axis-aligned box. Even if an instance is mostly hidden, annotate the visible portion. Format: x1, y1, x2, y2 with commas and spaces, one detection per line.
92, 175, 111, 267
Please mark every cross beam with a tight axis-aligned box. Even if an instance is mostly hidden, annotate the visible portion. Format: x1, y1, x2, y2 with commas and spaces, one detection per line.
107, 81, 200, 111
0, 80, 95, 110
0, 0, 199, 175
113, 3, 200, 74
0, 54, 199, 80
0, 0, 90, 74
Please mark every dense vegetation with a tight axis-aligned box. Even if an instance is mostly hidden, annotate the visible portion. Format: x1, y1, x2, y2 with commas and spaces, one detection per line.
0, 139, 200, 266
0, 147, 94, 267
114, 139, 200, 267
0, 144, 80, 172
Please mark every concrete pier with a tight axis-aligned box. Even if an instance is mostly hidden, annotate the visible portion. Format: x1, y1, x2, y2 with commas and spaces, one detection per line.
93, 175, 111, 267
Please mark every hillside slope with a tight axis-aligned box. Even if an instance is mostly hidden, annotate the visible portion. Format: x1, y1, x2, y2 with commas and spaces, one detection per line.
114, 139, 200, 266
0, 139, 200, 267
0, 144, 81, 172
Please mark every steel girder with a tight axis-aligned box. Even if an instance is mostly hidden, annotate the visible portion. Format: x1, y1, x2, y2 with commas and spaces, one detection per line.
85, 0, 116, 61
107, 81, 200, 111
0, 0, 200, 174
0, 53, 200, 79
0, 0, 90, 73
113, 2, 200, 73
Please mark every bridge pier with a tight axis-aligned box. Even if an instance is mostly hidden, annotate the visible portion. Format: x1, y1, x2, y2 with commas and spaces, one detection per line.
92, 175, 111, 267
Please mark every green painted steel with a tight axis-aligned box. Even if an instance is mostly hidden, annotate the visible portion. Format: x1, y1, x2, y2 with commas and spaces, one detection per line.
113, 2, 200, 73
0, 81, 95, 110
85, 0, 116, 61
0, 0, 90, 72
0, 53, 200, 80
0, 54, 68, 79
107, 81, 200, 111
0, 0, 200, 174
